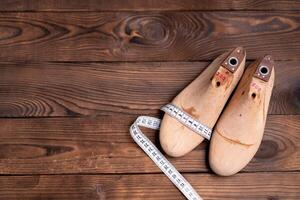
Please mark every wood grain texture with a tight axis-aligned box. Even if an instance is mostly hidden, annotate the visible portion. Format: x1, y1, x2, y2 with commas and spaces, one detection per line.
0, 1, 299, 198
0, 12, 299, 61
0, 172, 299, 199
0, 61, 298, 117
0, 115, 298, 174
0, 0, 300, 11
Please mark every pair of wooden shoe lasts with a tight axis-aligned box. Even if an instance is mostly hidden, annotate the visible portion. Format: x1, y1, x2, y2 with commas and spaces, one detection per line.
160, 47, 275, 176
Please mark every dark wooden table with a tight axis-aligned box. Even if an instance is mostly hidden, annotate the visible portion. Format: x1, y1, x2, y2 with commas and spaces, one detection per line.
0, 1, 299, 199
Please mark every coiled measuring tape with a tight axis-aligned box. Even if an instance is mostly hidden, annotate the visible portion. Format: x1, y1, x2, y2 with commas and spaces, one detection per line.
129, 104, 212, 200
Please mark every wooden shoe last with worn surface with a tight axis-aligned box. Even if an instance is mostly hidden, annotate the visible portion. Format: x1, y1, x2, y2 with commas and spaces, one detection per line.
160, 47, 246, 157
209, 55, 275, 176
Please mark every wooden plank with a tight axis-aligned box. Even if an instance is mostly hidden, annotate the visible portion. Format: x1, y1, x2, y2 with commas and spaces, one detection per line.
0, 61, 298, 117
0, 0, 300, 11
0, 12, 299, 61
0, 115, 298, 174
0, 173, 299, 199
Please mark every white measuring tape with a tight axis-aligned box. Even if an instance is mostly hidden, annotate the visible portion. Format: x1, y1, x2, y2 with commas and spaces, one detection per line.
161, 104, 211, 140
129, 104, 212, 200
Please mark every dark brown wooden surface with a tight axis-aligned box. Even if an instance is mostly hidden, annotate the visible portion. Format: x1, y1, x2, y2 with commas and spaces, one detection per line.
0, 173, 299, 199
0, 61, 299, 117
0, 12, 299, 61
0, 1, 299, 199
0, 0, 300, 11
0, 115, 299, 174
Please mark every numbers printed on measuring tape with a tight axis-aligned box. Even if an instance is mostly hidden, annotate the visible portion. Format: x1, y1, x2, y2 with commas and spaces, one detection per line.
161, 104, 212, 140
130, 115, 203, 200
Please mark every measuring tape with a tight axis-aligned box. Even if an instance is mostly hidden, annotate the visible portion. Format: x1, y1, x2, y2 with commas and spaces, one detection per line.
161, 104, 211, 140
129, 104, 212, 200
